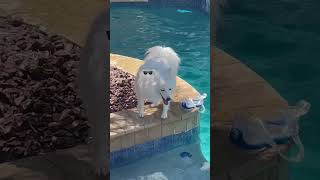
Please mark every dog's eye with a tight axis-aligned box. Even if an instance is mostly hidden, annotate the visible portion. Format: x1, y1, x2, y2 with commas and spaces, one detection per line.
148, 71, 152, 75
143, 71, 147, 75
160, 89, 165, 92
169, 88, 172, 90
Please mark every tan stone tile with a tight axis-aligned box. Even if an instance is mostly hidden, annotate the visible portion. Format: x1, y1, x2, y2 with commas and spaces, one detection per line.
147, 125, 162, 141
117, 110, 142, 134
110, 136, 122, 152
144, 113, 162, 128
110, 113, 127, 126
121, 133, 135, 149
181, 110, 197, 121
194, 112, 200, 125
161, 121, 174, 137
186, 116, 196, 131
185, 112, 199, 130
110, 128, 125, 139
173, 119, 187, 134
134, 127, 148, 145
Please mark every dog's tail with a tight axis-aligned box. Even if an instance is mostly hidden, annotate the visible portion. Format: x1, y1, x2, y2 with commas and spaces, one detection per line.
144, 46, 181, 75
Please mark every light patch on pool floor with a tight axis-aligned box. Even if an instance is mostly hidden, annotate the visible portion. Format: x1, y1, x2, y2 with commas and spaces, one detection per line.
111, 143, 210, 180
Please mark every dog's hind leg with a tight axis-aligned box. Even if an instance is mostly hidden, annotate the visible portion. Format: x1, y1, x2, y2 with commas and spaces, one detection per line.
137, 97, 145, 117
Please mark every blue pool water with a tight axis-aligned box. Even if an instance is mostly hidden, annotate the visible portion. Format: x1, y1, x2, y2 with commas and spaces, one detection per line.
110, 143, 210, 180
111, 4, 210, 162
218, 0, 320, 179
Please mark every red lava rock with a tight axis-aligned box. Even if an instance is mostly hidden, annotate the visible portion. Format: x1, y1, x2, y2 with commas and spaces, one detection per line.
110, 66, 139, 113
9, 19, 23, 27
30, 41, 42, 51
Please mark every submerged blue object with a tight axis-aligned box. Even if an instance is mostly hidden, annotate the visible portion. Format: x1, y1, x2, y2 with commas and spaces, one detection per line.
180, 152, 192, 158
177, 9, 192, 13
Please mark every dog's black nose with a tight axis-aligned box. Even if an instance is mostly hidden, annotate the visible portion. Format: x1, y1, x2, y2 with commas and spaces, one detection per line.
166, 98, 171, 101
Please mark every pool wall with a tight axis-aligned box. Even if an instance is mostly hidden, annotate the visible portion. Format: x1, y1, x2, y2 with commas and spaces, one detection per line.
111, 127, 199, 168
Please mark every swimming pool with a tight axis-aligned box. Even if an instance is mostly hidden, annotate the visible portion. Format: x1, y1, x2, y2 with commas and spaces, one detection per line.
217, 0, 320, 179
110, 4, 210, 161
110, 2, 210, 172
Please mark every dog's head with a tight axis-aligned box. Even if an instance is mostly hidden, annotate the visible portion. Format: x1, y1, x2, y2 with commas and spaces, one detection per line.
139, 69, 175, 105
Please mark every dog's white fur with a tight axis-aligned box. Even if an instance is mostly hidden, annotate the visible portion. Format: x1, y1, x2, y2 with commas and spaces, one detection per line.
135, 46, 180, 119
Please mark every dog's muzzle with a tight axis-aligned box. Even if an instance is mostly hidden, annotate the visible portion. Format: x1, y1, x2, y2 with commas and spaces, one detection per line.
161, 94, 171, 105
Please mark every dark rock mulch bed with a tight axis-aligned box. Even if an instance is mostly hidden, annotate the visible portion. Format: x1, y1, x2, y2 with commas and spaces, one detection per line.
110, 66, 137, 113
0, 16, 137, 162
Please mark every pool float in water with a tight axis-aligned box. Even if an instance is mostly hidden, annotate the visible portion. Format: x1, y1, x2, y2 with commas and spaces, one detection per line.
229, 100, 311, 162
181, 93, 207, 113
177, 9, 192, 13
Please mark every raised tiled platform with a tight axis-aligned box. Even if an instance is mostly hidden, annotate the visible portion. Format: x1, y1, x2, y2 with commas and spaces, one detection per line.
110, 54, 201, 167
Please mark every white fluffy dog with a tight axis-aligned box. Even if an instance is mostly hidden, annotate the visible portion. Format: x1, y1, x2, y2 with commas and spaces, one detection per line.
135, 46, 181, 119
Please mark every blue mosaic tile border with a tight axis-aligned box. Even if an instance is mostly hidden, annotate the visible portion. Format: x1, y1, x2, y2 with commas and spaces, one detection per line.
111, 0, 210, 13
110, 127, 199, 169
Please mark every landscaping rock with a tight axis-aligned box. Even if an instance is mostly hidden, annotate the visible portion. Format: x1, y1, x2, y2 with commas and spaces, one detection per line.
0, 16, 139, 162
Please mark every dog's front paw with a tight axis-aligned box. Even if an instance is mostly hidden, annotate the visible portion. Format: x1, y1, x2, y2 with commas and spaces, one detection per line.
161, 112, 168, 119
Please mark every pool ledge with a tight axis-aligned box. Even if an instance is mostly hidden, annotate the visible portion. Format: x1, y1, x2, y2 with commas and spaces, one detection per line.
110, 54, 200, 152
